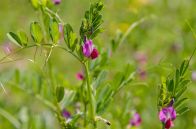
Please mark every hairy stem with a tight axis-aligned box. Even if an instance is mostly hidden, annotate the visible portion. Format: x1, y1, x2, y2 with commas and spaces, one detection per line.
84, 61, 96, 126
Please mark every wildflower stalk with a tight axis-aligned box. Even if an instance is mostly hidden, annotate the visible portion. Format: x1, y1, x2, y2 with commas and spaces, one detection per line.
162, 123, 165, 129
84, 61, 96, 126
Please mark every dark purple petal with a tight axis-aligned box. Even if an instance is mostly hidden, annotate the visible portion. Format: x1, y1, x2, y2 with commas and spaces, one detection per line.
62, 109, 71, 119
53, 0, 61, 5
168, 98, 175, 107
165, 119, 174, 129
90, 48, 99, 60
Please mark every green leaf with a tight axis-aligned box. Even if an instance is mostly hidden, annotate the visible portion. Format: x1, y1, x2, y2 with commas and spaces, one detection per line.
64, 24, 78, 51
7, 32, 22, 47
181, 60, 189, 75
30, 22, 43, 43
177, 107, 190, 115
49, 19, 60, 44
56, 86, 64, 102
93, 71, 107, 89
31, 0, 39, 9
18, 31, 28, 46
90, 28, 103, 39
40, 0, 47, 7
175, 86, 187, 100
179, 60, 185, 75
175, 69, 180, 85
168, 79, 174, 92
177, 79, 190, 92
174, 98, 188, 108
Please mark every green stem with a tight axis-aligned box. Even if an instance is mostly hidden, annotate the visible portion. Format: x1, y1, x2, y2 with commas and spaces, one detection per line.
162, 123, 165, 129
84, 61, 96, 126
84, 103, 87, 126
0, 107, 21, 129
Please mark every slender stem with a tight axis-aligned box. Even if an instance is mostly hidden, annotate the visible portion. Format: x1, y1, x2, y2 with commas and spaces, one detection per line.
84, 103, 87, 126
43, 45, 54, 68
44, 7, 65, 24
84, 61, 96, 125
56, 45, 83, 63
0, 45, 37, 63
0, 107, 21, 129
162, 123, 165, 129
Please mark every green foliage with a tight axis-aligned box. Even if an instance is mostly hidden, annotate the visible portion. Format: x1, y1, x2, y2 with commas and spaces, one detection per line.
96, 64, 135, 114
7, 32, 23, 47
64, 24, 78, 51
30, 0, 47, 9
30, 22, 43, 43
80, 1, 104, 40
7, 31, 28, 47
49, 18, 60, 44
17, 31, 28, 46
56, 86, 65, 102
158, 60, 191, 115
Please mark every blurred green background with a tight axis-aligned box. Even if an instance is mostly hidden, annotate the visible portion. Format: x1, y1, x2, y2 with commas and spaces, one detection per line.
0, 0, 196, 129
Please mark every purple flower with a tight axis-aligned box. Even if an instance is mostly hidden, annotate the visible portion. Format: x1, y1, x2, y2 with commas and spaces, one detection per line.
76, 72, 84, 80
62, 109, 71, 119
52, 0, 61, 5
130, 113, 142, 127
192, 71, 196, 81
82, 39, 93, 57
159, 106, 176, 129
82, 39, 99, 60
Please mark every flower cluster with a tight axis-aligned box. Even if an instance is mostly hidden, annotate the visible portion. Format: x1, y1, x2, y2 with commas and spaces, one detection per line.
130, 112, 142, 127
159, 100, 176, 129
82, 39, 99, 60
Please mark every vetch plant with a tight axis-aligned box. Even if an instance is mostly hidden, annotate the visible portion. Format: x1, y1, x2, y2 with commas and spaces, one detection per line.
157, 50, 195, 129
0, 0, 135, 128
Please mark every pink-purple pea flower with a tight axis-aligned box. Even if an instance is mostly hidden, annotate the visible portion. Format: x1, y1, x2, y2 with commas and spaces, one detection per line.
82, 39, 99, 60
52, 0, 61, 5
76, 72, 84, 80
159, 106, 176, 129
130, 113, 142, 127
62, 109, 71, 119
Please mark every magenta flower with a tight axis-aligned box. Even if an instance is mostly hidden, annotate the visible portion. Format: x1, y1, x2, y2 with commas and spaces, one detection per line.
76, 72, 84, 80
130, 113, 142, 127
62, 109, 71, 119
82, 39, 93, 57
159, 106, 176, 129
82, 39, 99, 60
52, 0, 61, 5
